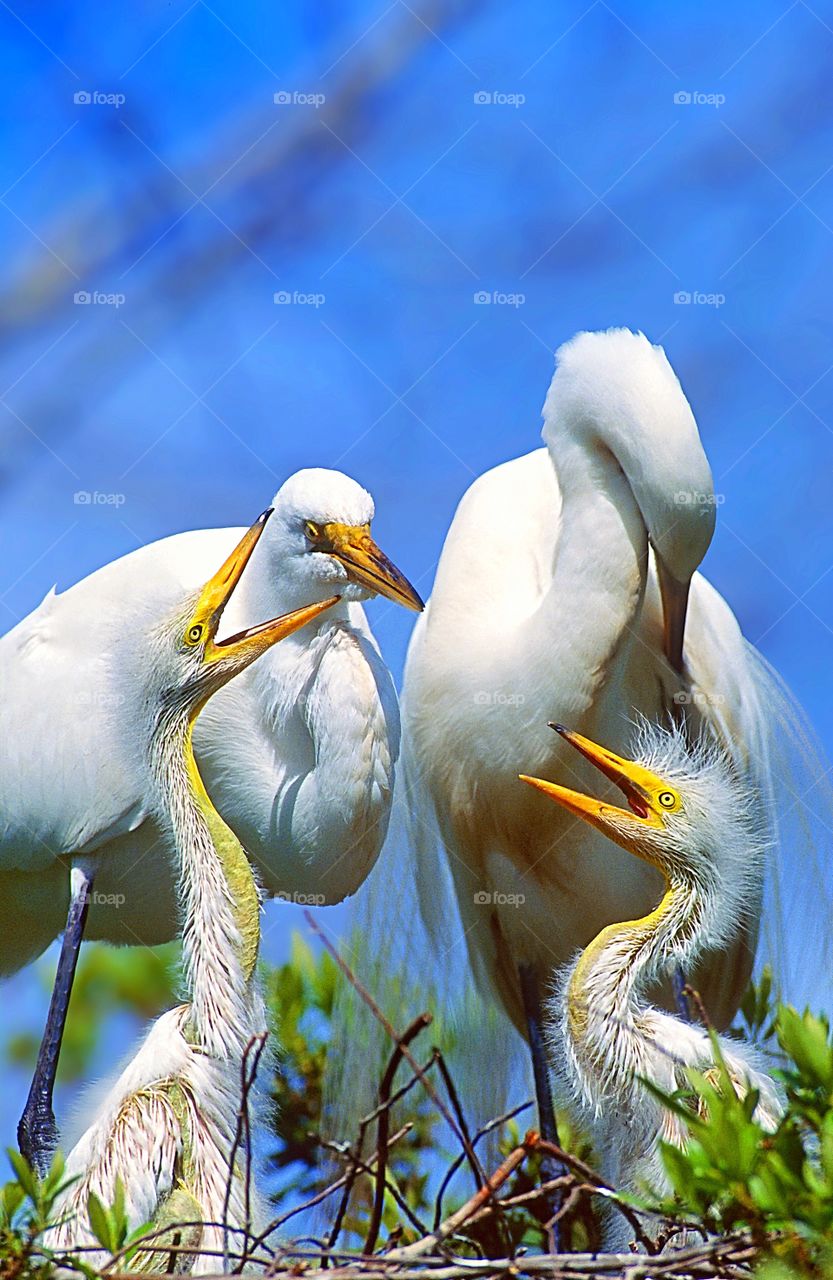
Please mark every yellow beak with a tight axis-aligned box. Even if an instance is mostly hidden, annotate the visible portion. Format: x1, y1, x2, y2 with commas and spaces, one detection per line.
209, 596, 339, 665
519, 724, 666, 839
193, 508, 273, 630
322, 522, 424, 613
194, 509, 339, 664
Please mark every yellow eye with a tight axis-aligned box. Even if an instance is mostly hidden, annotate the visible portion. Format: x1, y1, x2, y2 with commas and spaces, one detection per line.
186, 624, 204, 646
304, 521, 321, 541
657, 790, 678, 810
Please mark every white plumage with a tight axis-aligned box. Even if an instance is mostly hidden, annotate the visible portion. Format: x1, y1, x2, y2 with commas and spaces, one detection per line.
399, 329, 812, 1037
522, 721, 782, 1248
47, 516, 335, 1272
0, 469, 417, 967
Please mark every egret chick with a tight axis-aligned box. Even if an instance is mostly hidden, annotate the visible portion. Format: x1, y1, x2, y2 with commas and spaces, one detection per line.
522, 722, 782, 1248
47, 512, 337, 1272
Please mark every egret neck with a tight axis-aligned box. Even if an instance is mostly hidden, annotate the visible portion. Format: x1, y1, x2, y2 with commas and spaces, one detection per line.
566, 877, 704, 1055
521, 432, 648, 730
150, 702, 262, 1061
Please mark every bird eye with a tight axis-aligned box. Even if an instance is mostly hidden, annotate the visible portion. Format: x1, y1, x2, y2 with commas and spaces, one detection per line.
186, 624, 204, 645
304, 521, 321, 542
658, 791, 677, 809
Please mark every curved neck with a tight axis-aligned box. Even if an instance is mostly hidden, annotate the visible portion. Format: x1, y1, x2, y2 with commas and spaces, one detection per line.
564, 873, 705, 1084
152, 709, 261, 1056
521, 436, 650, 726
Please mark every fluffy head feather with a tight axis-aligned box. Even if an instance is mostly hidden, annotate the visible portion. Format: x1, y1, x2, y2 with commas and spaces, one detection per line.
612, 715, 768, 955
271, 467, 374, 530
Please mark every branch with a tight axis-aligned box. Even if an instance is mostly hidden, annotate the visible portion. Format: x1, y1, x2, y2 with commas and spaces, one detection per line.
364, 1013, 433, 1255
383, 1129, 541, 1260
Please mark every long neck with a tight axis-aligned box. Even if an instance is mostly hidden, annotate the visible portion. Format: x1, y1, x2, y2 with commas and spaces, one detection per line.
563, 874, 706, 1091
520, 435, 650, 729
153, 711, 262, 1058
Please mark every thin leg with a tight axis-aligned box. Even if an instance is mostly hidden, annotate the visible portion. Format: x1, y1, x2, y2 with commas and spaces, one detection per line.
518, 962, 566, 1251
673, 965, 691, 1022
18, 865, 93, 1177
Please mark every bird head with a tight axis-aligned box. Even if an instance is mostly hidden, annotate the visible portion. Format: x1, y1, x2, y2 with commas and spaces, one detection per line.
159, 509, 339, 718
262, 468, 424, 613
520, 721, 763, 934
542, 329, 715, 671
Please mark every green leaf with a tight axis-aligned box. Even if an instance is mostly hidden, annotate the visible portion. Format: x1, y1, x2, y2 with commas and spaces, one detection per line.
6, 1148, 38, 1202
87, 1188, 116, 1253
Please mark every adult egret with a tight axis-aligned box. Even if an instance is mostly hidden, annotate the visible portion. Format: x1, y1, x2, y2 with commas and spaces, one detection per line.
395, 328, 810, 1160
1, 467, 422, 1174
47, 512, 338, 1271
522, 722, 782, 1248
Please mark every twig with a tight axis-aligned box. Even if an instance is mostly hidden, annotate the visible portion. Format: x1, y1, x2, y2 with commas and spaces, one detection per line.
327, 1051, 442, 1257
247, 1125, 414, 1257
433, 1049, 488, 1191
222, 1031, 268, 1272
384, 1130, 541, 1260
459, 1175, 574, 1230
535, 1139, 657, 1255
683, 985, 714, 1033
317, 1136, 431, 1241
364, 1014, 433, 1255
433, 1099, 534, 1231
304, 913, 470, 1149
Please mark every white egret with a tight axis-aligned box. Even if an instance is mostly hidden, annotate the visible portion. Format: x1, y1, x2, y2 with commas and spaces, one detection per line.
392, 328, 814, 1163
522, 722, 782, 1248
1, 467, 422, 1173
47, 512, 338, 1271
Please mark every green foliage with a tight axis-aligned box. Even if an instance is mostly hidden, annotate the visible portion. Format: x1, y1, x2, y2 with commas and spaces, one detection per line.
0, 1150, 74, 1278
264, 932, 339, 1191
5, 943, 179, 1084
262, 933, 595, 1253
8, 937, 833, 1273
734, 966, 779, 1047
85, 1180, 129, 1256
264, 931, 442, 1238
637, 996, 833, 1274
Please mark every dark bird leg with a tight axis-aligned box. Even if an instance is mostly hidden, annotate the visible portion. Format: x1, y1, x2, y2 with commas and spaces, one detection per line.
18, 865, 93, 1178
673, 966, 691, 1021
518, 962, 566, 1250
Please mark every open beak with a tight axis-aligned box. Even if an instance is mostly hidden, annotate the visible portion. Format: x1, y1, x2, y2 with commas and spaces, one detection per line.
208, 596, 339, 666
519, 724, 665, 838
655, 553, 690, 675
195, 509, 340, 663
322, 522, 424, 613
194, 508, 274, 632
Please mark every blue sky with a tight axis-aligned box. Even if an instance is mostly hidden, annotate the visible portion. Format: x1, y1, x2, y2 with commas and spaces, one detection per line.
2, 0, 833, 1167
